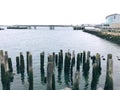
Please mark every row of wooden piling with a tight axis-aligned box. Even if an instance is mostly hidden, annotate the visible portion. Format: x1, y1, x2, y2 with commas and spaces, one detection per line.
0, 50, 113, 90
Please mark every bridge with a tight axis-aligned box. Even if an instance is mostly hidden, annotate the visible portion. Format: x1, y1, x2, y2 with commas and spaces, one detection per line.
6, 25, 73, 30
0, 24, 96, 30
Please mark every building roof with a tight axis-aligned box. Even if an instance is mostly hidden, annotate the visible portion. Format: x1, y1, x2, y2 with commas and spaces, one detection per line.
106, 13, 120, 19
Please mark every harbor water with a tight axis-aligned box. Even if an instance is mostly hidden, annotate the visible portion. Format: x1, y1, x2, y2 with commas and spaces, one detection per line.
0, 27, 120, 90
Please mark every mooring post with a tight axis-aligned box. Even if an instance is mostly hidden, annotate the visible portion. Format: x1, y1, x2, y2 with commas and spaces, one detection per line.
40, 52, 44, 70
104, 54, 113, 90
82, 51, 90, 73
72, 71, 80, 90
71, 51, 75, 85
91, 53, 101, 90
16, 56, 20, 73
64, 52, 71, 85
20, 52, 25, 83
1, 50, 5, 84
0, 50, 4, 64
46, 55, 55, 90
76, 53, 80, 71
28, 52, 33, 90
8, 58, 13, 72
5, 51, 9, 72
1, 51, 11, 90
58, 50, 63, 69
58, 50, 63, 82
83, 51, 86, 71
64, 52, 71, 73
71, 50, 75, 67
20, 52, 25, 73
40, 52, 45, 83
55, 54, 58, 66
87, 51, 90, 61
27, 51, 30, 74
96, 53, 101, 72
53, 52, 55, 65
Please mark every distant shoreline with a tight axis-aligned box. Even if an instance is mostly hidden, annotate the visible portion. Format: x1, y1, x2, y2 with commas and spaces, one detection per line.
83, 29, 120, 45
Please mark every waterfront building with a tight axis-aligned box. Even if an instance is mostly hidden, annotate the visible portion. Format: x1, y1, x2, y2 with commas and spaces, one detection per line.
106, 13, 120, 28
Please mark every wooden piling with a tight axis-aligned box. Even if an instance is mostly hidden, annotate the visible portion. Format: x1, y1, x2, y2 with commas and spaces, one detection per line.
96, 53, 101, 71
91, 53, 101, 90
58, 50, 63, 69
5, 51, 9, 72
1, 51, 11, 90
55, 54, 58, 66
64, 52, 71, 85
28, 53, 33, 90
1, 56, 6, 84
20, 52, 25, 73
71, 50, 75, 67
76, 53, 81, 71
16, 56, 20, 73
53, 52, 55, 65
71, 51, 75, 85
40, 52, 45, 69
104, 54, 113, 90
58, 50, 63, 83
46, 55, 55, 90
82, 51, 90, 73
82, 51, 86, 71
64, 52, 71, 72
20, 52, 25, 83
8, 58, 13, 72
0, 50, 4, 64
40, 52, 45, 83
27, 51, 30, 74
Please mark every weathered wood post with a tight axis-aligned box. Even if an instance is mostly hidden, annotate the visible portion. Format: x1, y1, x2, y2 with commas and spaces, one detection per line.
71, 51, 75, 85
16, 56, 20, 73
40, 52, 44, 69
91, 53, 101, 90
1, 51, 11, 90
20, 52, 25, 73
58, 49, 63, 69
104, 54, 113, 90
0, 50, 5, 84
8, 58, 13, 72
55, 54, 58, 66
64, 52, 71, 85
82, 51, 86, 71
53, 52, 56, 65
96, 53, 101, 72
76, 53, 81, 71
0, 50, 3, 64
72, 71, 80, 90
26, 51, 30, 75
83, 51, 90, 76
40, 52, 45, 83
46, 55, 55, 90
57, 50, 63, 84
28, 52, 33, 90
20, 52, 25, 83
5, 51, 9, 72
71, 50, 75, 67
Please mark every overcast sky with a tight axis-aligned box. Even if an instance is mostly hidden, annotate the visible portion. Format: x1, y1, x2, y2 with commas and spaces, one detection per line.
0, 0, 119, 25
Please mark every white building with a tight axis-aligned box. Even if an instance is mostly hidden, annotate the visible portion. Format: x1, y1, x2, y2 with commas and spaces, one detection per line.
106, 13, 120, 28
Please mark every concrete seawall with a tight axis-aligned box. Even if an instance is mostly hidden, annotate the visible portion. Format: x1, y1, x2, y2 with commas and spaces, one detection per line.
83, 29, 120, 45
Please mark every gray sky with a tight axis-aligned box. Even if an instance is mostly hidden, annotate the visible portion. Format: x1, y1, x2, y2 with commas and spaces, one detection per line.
0, 0, 119, 25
